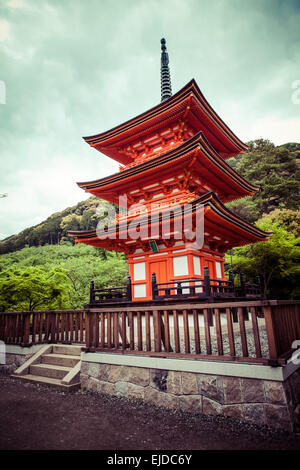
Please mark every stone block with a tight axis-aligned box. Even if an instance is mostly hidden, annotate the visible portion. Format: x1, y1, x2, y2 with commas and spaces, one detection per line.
144, 386, 160, 404
178, 395, 202, 414
114, 381, 128, 398
223, 376, 242, 404
88, 362, 100, 378
128, 383, 145, 401
81, 362, 89, 375
107, 365, 130, 383
80, 373, 89, 390
202, 396, 222, 416
264, 381, 286, 405
285, 370, 300, 406
127, 367, 149, 387
150, 369, 168, 391
88, 377, 100, 393
198, 374, 224, 404
241, 378, 265, 403
242, 403, 265, 426
264, 404, 292, 432
98, 363, 111, 381
144, 387, 178, 410
99, 380, 115, 395
181, 372, 198, 395
222, 404, 243, 420
167, 371, 182, 395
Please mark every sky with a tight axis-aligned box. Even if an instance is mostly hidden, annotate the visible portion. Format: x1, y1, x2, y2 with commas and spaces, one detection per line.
0, 0, 299, 240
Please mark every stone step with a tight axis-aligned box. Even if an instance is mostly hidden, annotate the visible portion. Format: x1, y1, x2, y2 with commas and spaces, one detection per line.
42, 353, 80, 368
13, 374, 81, 392
52, 345, 82, 357
30, 363, 71, 380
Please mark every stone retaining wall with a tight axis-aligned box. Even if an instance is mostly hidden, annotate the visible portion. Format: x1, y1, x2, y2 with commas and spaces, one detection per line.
81, 359, 300, 432
0, 345, 42, 375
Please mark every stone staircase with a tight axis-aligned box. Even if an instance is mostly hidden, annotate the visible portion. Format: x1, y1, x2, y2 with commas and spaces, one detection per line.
12, 344, 82, 392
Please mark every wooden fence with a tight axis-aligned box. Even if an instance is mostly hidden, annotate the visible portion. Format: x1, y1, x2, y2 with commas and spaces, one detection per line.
0, 301, 299, 366
0, 310, 85, 346
84, 300, 300, 366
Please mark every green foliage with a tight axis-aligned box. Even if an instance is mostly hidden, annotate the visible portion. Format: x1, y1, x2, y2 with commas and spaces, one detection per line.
225, 217, 300, 299
258, 208, 300, 238
0, 266, 72, 312
227, 140, 300, 221
0, 243, 127, 311
226, 197, 261, 224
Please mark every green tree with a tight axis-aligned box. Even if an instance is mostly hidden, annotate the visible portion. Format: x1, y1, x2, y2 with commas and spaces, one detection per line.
233, 139, 300, 216
0, 266, 72, 311
0, 243, 127, 310
258, 208, 300, 238
225, 217, 300, 299
226, 197, 260, 224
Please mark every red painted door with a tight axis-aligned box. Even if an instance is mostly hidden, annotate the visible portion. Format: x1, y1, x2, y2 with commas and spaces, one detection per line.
149, 260, 168, 285
149, 259, 168, 298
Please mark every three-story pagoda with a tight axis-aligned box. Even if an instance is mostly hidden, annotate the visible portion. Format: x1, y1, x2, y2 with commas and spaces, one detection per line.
69, 39, 270, 301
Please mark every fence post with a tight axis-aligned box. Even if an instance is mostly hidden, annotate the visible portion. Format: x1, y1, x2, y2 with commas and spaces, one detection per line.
23, 313, 30, 346
89, 281, 94, 305
204, 266, 211, 297
126, 275, 132, 301
151, 273, 157, 300
263, 305, 279, 364
255, 275, 262, 296
229, 270, 234, 294
240, 272, 246, 297
153, 310, 162, 352
177, 282, 182, 295
50, 312, 57, 343
85, 309, 93, 351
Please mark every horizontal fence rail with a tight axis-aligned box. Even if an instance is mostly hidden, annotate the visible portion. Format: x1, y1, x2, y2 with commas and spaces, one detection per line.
0, 301, 299, 366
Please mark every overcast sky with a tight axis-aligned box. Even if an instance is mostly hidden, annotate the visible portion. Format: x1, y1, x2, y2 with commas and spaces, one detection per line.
0, 0, 299, 239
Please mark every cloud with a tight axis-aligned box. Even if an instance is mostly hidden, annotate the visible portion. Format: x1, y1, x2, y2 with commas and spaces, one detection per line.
8, 0, 25, 8
0, 0, 299, 239
0, 19, 10, 40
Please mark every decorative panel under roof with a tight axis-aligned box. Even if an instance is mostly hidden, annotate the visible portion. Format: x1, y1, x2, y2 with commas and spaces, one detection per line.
83, 79, 248, 166
77, 132, 257, 204
68, 192, 271, 253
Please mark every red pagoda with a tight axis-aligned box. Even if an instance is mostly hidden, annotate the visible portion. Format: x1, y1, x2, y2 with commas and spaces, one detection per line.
69, 39, 271, 302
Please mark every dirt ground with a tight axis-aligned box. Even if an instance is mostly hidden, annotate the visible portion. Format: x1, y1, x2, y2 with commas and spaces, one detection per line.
1, 376, 300, 452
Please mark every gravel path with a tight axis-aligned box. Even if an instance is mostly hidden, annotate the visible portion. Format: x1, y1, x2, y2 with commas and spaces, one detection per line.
1, 376, 300, 451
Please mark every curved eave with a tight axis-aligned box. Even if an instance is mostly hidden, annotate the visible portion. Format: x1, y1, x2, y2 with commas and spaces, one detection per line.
77, 132, 258, 199
83, 79, 247, 162
67, 192, 271, 247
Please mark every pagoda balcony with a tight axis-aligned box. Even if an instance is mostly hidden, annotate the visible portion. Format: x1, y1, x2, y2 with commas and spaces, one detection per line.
88, 268, 262, 307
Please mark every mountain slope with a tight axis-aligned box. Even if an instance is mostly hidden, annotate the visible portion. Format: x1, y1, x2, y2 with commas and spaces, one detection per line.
0, 196, 104, 255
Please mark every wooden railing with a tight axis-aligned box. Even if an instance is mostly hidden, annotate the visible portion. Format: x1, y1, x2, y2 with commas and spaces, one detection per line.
1, 300, 299, 366
88, 269, 262, 306
152, 269, 261, 301
152, 278, 235, 300
89, 277, 132, 305
85, 300, 300, 365
0, 310, 85, 346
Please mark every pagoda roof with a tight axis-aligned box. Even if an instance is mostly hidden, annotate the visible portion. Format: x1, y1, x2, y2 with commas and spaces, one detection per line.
83, 79, 248, 165
68, 192, 271, 252
77, 132, 258, 204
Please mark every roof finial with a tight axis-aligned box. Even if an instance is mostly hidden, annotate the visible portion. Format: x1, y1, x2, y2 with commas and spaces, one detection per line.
160, 38, 172, 102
